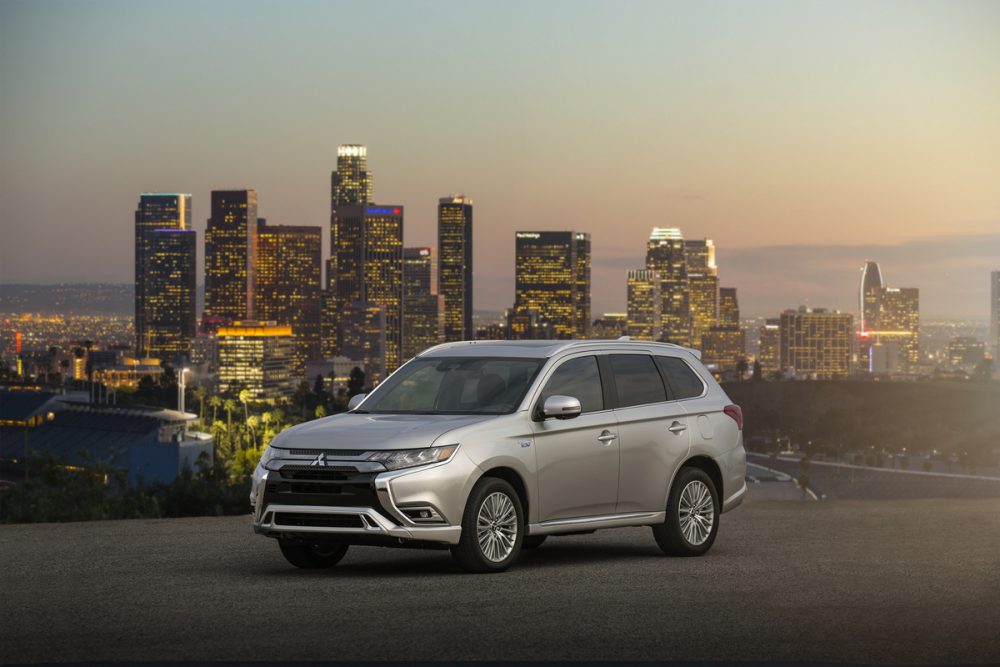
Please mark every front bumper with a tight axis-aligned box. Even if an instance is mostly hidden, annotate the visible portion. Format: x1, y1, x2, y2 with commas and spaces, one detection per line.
250, 449, 476, 545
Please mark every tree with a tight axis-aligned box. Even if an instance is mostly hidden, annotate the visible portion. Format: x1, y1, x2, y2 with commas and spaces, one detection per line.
224, 398, 236, 434
193, 386, 207, 425
238, 389, 251, 422
315, 405, 328, 419
347, 367, 366, 397
752, 360, 762, 382
736, 358, 749, 381
209, 395, 222, 425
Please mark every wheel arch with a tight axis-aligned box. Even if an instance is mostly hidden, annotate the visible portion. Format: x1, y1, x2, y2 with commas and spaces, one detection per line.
674, 455, 724, 502
478, 466, 530, 521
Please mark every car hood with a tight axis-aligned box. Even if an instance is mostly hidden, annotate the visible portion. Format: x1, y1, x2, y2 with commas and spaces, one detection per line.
271, 412, 494, 451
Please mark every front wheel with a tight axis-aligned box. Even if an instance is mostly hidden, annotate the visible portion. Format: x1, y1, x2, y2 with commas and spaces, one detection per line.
653, 467, 719, 556
451, 477, 524, 573
278, 539, 349, 569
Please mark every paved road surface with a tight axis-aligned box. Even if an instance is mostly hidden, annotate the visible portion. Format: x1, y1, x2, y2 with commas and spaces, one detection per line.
2, 495, 1000, 664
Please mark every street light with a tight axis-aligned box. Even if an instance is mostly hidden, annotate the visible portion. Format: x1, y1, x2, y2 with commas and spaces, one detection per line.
178, 367, 190, 418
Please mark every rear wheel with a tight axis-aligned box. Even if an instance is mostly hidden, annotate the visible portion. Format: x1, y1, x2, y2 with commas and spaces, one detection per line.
653, 467, 719, 556
278, 539, 349, 569
451, 477, 524, 573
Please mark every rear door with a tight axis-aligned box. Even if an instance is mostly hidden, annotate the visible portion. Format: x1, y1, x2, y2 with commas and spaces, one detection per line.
608, 353, 692, 513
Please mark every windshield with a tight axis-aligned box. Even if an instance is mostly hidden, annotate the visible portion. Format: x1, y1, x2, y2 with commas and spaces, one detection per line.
359, 356, 545, 415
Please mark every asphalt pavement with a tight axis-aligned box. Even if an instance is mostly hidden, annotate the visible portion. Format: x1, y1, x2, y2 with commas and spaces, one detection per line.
2, 493, 1000, 664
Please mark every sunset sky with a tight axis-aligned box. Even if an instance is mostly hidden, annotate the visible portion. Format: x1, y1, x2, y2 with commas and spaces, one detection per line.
1, 0, 998, 318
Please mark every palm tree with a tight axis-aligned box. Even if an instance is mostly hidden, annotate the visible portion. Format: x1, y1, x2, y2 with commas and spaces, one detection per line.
238, 389, 251, 423
246, 414, 260, 449
209, 395, 222, 425
193, 386, 207, 426
224, 398, 236, 434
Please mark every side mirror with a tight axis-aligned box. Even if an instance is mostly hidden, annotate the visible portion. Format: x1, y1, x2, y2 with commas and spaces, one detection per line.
347, 393, 367, 411
542, 395, 582, 420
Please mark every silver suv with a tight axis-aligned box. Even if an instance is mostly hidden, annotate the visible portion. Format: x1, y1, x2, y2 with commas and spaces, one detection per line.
251, 340, 746, 573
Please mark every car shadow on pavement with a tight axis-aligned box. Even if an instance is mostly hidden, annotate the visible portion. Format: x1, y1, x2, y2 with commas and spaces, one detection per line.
239, 539, 682, 578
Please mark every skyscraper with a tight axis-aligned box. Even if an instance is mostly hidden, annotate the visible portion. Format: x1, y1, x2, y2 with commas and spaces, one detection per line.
859, 261, 884, 332
991, 271, 1000, 364
143, 228, 197, 363
403, 247, 443, 360
325, 144, 374, 354
757, 318, 781, 377
340, 301, 386, 387
718, 287, 740, 327
256, 223, 323, 375
333, 204, 404, 372
134, 193, 191, 358
438, 196, 474, 342
626, 269, 662, 341
780, 307, 853, 379
217, 321, 295, 401
685, 239, 718, 351
205, 189, 258, 323
513, 231, 591, 339
874, 286, 920, 368
646, 227, 690, 346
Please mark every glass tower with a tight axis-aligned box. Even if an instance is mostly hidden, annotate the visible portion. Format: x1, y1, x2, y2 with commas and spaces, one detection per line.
134, 193, 191, 359
859, 261, 884, 332
626, 269, 661, 341
646, 227, 690, 346
438, 196, 474, 342
256, 223, 323, 376
513, 231, 591, 339
145, 228, 197, 363
334, 204, 404, 373
403, 247, 443, 360
205, 189, 258, 323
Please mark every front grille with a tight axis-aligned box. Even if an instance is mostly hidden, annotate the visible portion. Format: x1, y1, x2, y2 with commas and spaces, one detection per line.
274, 512, 364, 528
279, 466, 359, 478
261, 469, 396, 525
288, 449, 368, 457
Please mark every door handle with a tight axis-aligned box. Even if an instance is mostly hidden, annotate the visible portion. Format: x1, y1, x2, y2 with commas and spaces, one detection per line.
668, 421, 687, 435
597, 430, 617, 445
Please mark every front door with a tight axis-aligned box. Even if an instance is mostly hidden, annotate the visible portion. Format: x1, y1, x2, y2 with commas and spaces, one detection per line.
531, 355, 619, 522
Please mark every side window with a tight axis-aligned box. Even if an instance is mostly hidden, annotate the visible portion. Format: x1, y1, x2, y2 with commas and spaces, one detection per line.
539, 356, 604, 414
609, 354, 667, 408
655, 356, 705, 399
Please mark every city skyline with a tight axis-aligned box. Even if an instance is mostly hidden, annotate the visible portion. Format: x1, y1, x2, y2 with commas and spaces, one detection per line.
2, 1, 998, 319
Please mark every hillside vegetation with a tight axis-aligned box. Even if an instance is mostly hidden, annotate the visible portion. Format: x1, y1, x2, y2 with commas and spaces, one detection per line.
723, 380, 1000, 463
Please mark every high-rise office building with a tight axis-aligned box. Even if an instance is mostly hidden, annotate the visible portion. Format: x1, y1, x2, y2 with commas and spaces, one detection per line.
684, 240, 719, 350
859, 261, 883, 333
626, 269, 662, 341
991, 271, 1000, 363
438, 196, 474, 342
513, 231, 591, 339
592, 313, 629, 339
256, 223, 323, 375
702, 286, 742, 373
403, 247, 443, 360
340, 301, 386, 387
946, 337, 985, 369
872, 286, 920, 368
325, 145, 375, 354
333, 204, 404, 372
134, 193, 191, 358
646, 227, 690, 346
780, 307, 853, 379
757, 318, 781, 377
217, 321, 295, 401
719, 287, 740, 327
143, 229, 197, 363
205, 189, 258, 323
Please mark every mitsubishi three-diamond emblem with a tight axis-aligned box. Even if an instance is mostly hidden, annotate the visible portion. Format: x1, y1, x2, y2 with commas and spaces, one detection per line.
309, 453, 326, 467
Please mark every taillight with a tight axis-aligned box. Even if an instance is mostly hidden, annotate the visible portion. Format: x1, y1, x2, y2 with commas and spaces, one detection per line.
723, 404, 743, 430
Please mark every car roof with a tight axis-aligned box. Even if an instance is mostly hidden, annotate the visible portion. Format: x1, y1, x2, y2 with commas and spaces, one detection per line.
417, 339, 700, 360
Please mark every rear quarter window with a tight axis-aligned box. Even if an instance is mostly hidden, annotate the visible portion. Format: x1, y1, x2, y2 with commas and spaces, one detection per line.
655, 356, 706, 399
609, 354, 668, 408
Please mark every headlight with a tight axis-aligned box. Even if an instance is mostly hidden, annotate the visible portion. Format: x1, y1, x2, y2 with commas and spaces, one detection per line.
258, 445, 279, 468
368, 445, 458, 471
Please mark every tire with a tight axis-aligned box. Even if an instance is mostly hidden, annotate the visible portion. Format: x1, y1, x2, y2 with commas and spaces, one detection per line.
653, 466, 719, 557
278, 539, 349, 569
522, 535, 547, 549
451, 477, 524, 573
